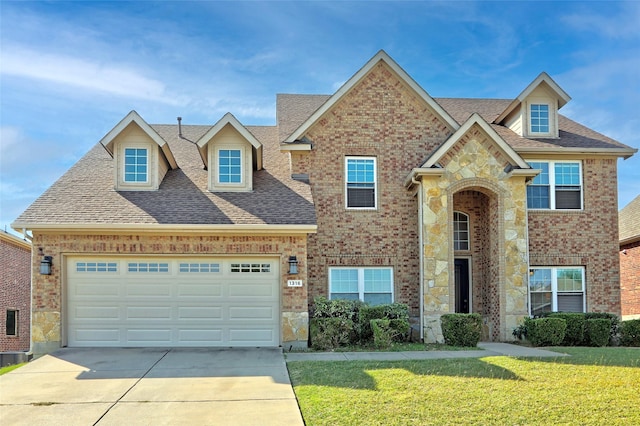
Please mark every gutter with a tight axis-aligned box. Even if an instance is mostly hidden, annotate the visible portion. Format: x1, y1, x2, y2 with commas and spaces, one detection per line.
12, 223, 318, 235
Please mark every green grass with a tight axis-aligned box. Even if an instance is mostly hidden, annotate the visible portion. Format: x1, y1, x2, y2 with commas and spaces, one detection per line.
0, 363, 26, 375
287, 347, 640, 425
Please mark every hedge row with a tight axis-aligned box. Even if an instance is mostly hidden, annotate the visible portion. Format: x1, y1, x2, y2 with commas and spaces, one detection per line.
309, 297, 410, 350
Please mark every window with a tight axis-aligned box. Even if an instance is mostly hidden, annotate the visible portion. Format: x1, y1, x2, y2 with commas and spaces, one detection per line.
179, 263, 221, 273
530, 104, 549, 133
529, 267, 585, 316
76, 262, 118, 272
527, 161, 582, 209
329, 267, 393, 305
124, 148, 148, 182
127, 262, 169, 273
346, 157, 376, 208
218, 149, 242, 183
6, 310, 18, 336
453, 211, 470, 250
231, 263, 271, 273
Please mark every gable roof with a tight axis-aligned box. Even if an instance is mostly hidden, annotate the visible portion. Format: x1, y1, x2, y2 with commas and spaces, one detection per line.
495, 72, 572, 125
423, 113, 531, 170
620, 195, 640, 245
195, 112, 263, 170
100, 110, 178, 169
282, 50, 459, 145
0, 230, 31, 251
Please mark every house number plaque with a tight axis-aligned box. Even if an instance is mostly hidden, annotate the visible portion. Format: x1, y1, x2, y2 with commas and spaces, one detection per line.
287, 280, 303, 287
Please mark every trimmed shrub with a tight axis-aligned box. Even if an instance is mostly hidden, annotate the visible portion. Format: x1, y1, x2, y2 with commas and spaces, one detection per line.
371, 319, 392, 349
620, 319, 640, 347
585, 318, 612, 347
440, 313, 482, 347
525, 317, 566, 347
584, 312, 619, 345
389, 318, 410, 342
309, 317, 355, 350
358, 305, 387, 342
358, 303, 410, 343
547, 313, 585, 346
312, 296, 363, 321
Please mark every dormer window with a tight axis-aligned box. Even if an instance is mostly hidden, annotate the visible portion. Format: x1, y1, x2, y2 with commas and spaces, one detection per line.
530, 104, 549, 134
218, 149, 242, 184
124, 148, 148, 183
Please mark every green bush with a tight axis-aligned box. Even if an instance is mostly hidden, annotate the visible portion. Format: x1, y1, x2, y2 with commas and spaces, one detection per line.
585, 318, 612, 347
309, 317, 355, 350
584, 312, 619, 344
525, 317, 566, 347
440, 313, 482, 347
358, 305, 387, 342
547, 313, 585, 346
358, 303, 410, 343
389, 318, 410, 341
371, 319, 393, 349
312, 296, 363, 321
620, 319, 640, 347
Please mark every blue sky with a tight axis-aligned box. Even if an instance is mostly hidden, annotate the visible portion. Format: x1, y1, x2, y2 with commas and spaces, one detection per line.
1, 1, 639, 235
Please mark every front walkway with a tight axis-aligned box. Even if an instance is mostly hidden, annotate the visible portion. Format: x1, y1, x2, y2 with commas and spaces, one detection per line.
284, 342, 568, 362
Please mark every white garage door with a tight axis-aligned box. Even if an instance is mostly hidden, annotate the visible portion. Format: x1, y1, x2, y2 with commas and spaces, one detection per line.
66, 257, 280, 347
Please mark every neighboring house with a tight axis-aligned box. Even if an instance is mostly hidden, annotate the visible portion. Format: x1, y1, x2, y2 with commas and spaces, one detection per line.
0, 230, 31, 353
13, 51, 637, 355
620, 195, 640, 320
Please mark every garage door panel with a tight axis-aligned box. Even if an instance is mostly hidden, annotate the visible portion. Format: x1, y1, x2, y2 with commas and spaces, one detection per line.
67, 257, 279, 347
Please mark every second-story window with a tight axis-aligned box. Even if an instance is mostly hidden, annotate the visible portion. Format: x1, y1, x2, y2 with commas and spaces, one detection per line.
346, 157, 376, 209
527, 161, 582, 210
218, 149, 242, 184
530, 104, 550, 134
124, 148, 148, 182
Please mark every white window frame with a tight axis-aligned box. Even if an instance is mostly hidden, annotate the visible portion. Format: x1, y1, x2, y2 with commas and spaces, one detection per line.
345, 156, 377, 210
123, 147, 149, 183
217, 147, 243, 185
529, 266, 586, 316
453, 211, 470, 251
526, 160, 583, 210
329, 267, 393, 305
529, 103, 551, 135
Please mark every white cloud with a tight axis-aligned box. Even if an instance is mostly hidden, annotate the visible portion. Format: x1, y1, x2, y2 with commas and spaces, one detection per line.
562, 2, 640, 40
0, 45, 180, 105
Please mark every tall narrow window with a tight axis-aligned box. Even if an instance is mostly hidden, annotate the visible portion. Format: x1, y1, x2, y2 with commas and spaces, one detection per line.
218, 149, 242, 183
124, 148, 148, 182
453, 211, 470, 250
346, 157, 376, 208
6, 310, 18, 336
530, 104, 549, 133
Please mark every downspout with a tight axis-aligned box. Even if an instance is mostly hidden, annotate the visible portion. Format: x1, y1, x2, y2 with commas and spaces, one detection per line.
412, 176, 425, 341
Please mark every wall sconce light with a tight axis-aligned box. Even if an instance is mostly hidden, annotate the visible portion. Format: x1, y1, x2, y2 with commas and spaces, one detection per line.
288, 256, 299, 275
40, 255, 53, 275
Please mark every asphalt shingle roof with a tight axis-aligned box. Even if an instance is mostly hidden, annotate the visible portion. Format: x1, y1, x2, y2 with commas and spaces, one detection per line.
14, 94, 633, 229
620, 195, 640, 243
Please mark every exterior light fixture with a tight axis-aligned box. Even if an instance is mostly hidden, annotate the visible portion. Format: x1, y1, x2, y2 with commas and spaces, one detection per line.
288, 256, 299, 275
40, 255, 53, 275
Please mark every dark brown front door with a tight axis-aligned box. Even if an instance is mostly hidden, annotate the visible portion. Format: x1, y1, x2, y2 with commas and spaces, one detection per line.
455, 258, 470, 313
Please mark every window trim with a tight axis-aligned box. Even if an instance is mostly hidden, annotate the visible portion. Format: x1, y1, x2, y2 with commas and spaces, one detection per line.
529, 266, 586, 316
526, 160, 583, 210
328, 266, 394, 304
216, 147, 243, 186
345, 156, 377, 210
123, 147, 149, 183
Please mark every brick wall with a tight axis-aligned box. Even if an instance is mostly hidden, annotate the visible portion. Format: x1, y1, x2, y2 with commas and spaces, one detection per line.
0, 235, 31, 352
620, 240, 640, 318
295, 62, 452, 314
528, 157, 621, 315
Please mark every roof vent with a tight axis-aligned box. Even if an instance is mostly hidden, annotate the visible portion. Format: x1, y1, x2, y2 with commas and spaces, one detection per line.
177, 117, 183, 138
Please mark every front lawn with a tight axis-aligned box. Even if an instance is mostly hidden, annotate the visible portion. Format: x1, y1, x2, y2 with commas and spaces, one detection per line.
287, 347, 640, 425
0, 363, 26, 375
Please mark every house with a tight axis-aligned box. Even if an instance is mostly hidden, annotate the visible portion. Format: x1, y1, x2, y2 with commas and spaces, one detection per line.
0, 230, 31, 358
619, 195, 640, 320
13, 51, 636, 355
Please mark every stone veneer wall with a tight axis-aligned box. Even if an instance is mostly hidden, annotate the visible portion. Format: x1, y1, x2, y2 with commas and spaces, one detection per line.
420, 126, 530, 342
30, 232, 309, 355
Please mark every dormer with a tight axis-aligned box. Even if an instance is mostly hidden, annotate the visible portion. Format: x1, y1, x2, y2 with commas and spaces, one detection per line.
495, 72, 571, 139
196, 113, 263, 192
100, 111, 178, 191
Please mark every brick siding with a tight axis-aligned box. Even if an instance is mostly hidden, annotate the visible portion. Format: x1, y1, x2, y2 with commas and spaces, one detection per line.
0, 236, 31, 351
620, 240, 640, 317
528, 158, 622, 315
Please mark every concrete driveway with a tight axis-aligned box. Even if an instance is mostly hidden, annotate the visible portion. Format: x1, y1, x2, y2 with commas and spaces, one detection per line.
0, 347, 304, 426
